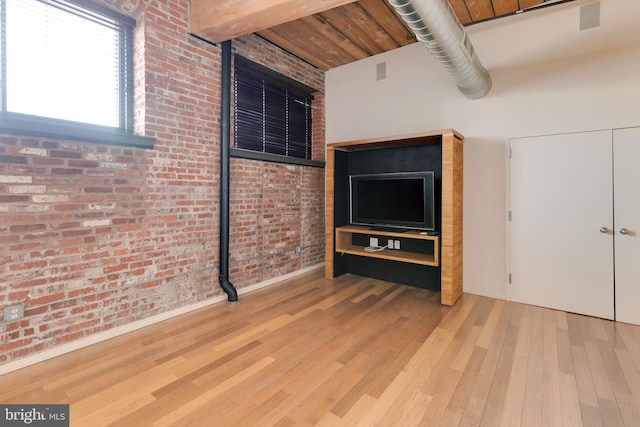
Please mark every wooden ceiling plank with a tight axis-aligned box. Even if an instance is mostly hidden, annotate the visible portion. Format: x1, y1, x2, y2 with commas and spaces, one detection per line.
321, 8, 386, 56
306, 15, 371, 61
258, 28, 334, 70
260, 18, 358, 69
358, 0, 416, 47
491, 0, 519, 15
518, 0, 546, 9
378, 0, 419, 41
191, 0, 358, 42
292, 16, 361, 66
464, 0, 496, 22
204, 0, 552, 71
448, 0, 473, 25
341, 2, 400, 52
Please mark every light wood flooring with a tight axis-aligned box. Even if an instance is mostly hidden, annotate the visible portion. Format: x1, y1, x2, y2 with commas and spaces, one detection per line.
2, 270, 640, 426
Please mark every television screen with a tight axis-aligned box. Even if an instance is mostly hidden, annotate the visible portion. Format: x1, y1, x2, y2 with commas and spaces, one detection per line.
350, 171, 435, 231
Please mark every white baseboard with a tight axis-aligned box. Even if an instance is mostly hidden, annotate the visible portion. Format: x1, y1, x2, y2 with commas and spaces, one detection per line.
463, 287, 506, 301
0, 263, 324, 376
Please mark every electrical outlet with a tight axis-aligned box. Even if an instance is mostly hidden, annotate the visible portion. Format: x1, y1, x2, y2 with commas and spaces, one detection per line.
369, 237, 378, 247
388, 239, 394, 249
4, 304, 24, 322
394, 240, 400, 250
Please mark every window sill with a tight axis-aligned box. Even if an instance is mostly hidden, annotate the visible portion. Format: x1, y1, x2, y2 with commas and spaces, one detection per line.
0, 113, 156, 149
231, 148, 325, 168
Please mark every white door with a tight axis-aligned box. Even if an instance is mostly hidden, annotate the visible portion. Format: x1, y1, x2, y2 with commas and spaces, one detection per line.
613, 127, 640, 325
509, 131, 615, 319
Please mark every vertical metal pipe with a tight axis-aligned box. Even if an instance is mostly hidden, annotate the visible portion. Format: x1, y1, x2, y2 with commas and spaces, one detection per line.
219, 40, 238, 303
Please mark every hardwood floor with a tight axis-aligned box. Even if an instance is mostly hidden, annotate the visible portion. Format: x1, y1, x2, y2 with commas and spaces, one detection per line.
2, 270, 640, 426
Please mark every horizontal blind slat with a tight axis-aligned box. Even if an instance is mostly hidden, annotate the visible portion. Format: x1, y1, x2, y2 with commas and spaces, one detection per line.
3, 0, 132, 131
234, 57, 312, 160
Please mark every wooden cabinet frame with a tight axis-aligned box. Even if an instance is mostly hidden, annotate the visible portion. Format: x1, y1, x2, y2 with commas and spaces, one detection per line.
335, 225, 439, 266
325, 129, 463, 306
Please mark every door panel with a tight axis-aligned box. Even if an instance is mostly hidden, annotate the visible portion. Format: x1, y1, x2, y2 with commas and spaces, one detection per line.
509, 131, 614, 319
613, 127, 640, 325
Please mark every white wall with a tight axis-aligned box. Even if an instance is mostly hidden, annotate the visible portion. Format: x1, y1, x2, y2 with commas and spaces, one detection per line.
325, 0, 640, 299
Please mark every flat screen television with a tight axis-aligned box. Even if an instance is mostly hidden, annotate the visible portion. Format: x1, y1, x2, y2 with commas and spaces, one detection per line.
349, 171, 435, 231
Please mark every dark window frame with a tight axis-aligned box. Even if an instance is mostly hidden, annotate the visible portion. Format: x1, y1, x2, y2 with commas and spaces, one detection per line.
0, 0, 154, 149
234, 56, 321, 166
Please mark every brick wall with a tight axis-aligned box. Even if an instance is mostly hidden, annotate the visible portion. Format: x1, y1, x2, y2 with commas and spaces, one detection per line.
0, 0, 325, 366
228, 161, 325, 287
228, 36, 326, 288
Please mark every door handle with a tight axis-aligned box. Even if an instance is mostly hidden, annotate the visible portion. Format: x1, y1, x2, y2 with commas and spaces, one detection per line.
619, 228, 629, 235
600, 226, 610, 233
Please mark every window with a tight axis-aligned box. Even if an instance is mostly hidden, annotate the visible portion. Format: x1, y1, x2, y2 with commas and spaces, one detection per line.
234, 57, 314, 161
0, 0, 151, 147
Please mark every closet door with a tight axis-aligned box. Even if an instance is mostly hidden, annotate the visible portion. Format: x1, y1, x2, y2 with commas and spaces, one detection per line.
613, 127, 640, 325
509, 131, 614, 319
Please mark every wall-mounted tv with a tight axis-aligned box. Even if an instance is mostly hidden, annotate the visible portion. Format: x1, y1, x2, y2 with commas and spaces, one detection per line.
349, 171, 435, 231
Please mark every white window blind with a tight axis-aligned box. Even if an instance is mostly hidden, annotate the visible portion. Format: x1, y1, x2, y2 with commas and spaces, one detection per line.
1, 0, 134, 131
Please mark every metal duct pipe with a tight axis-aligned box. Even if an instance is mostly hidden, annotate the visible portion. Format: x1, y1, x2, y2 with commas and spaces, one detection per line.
388, 0, 492, 99
219, 40, 238, 303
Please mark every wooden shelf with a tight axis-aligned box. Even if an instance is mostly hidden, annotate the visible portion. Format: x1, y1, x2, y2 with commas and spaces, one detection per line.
335, 225, 439, 266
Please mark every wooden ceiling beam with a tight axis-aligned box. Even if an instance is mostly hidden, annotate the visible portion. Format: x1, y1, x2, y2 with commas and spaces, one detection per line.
191, 0, 358, 42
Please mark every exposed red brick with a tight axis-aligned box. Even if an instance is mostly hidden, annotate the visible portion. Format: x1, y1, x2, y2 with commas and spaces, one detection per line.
29, 293, 65, 306
3, 338, 33, 351
24, 306, 48, 317
0, 155, 27, 164
0, 235, 20, 243
0, 0, 324, 367
85, 187, 113, 193
51, 168, 84, 175
0, 195, 30, 203
9, 242, 41, 251
68, 160, 100, 168
32, 157, 65, 166
49, 150, 82, 159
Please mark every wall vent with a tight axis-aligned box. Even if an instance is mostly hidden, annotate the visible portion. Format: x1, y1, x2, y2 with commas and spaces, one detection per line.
376, 62, 387, 81
580, 2, 600, 30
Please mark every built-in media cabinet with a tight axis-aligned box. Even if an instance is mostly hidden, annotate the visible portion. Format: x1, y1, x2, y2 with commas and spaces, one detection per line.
325, 129, 463, 306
